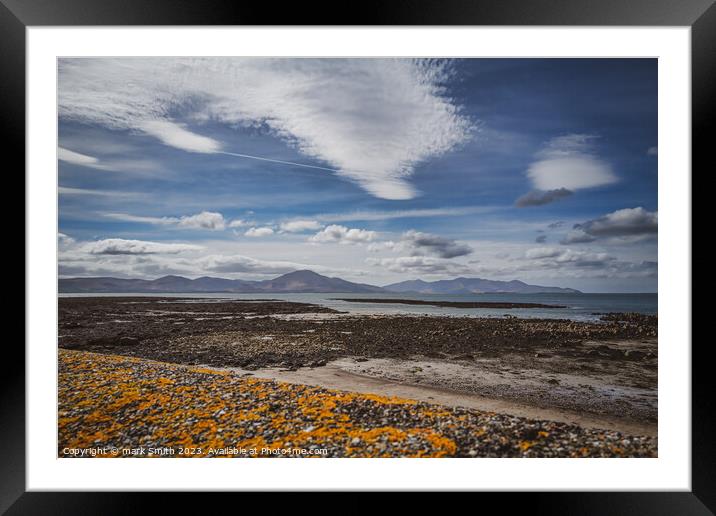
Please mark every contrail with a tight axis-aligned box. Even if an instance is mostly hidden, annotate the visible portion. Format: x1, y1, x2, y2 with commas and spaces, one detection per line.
219, 151, 341, 173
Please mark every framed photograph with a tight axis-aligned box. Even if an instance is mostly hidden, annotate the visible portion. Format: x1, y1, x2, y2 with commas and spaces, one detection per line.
8, 0, 708, 509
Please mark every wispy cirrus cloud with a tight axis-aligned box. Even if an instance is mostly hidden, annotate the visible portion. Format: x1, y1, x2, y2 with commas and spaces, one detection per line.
102, 211, 227, 231
138, 120, 222, 154
59, 186, 145, 199
58, 58, 473, 200
81, 238, 202, 256
58, 146, 162, 174
311, 206, 499, 223
58, 147, 99, 166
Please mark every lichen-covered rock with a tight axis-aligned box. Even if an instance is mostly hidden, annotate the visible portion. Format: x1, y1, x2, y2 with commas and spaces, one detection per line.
58, 350, 657, 458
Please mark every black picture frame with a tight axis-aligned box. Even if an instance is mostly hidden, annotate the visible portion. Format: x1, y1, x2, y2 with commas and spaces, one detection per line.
6, 0, 706, 511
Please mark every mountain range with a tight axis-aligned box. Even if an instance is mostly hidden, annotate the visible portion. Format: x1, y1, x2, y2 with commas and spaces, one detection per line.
59, 270, 581, 294
383, 277, 581, 294
58, 270, 384, 294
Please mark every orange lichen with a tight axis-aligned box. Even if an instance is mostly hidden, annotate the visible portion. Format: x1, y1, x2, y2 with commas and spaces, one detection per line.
57, 349, 459, 458
518, 440, 535, 451
57, 349, 656, 459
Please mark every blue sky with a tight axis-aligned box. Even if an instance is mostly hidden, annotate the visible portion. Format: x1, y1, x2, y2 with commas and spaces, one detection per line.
58, 58, 657, 292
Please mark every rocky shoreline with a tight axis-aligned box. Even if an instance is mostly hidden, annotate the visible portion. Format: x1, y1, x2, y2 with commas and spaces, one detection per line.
58, 297, 657, 433
59, 297, 656, 370
58, 349, 656, 458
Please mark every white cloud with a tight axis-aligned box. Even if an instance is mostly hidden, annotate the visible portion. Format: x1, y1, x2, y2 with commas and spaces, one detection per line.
309, 224, 376, 244
58, 58, 473, 199
525, 247, 615, 267
647, 146, 658, 156
58, 232, 76, 251
56, 231, 656, 286
553, 250, 615, 266
367, 241, 397, 253
228, 219, 252, 228
58, 147, 99, 166
81, 238, 202, 255
138, 120, 221, 154
244, 227, 275, 237
279, 220, 322, 233
176, 211, 226, 230
527, 134, 618, 191
58, 235, 367, 279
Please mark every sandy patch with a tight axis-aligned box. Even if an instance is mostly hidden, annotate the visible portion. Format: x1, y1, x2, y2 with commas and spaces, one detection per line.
223, 353, 656, 437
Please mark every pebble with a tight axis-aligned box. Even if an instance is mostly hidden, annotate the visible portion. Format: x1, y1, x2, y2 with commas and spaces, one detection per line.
58, 349, 657, 459
58, 298, 657, 371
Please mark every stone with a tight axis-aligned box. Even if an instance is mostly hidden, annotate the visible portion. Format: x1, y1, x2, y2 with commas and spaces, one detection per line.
117, 336, 141, 346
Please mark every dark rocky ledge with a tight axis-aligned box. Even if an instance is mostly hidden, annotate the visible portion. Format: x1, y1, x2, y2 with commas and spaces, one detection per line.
332, 298, 566, 309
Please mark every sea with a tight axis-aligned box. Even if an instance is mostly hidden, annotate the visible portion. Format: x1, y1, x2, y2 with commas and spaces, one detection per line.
59, 292, 657, 322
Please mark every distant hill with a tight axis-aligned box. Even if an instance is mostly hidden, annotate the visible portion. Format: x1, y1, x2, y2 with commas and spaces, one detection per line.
383, 277, 581, 294
253, 270, 384, 293
60, 270, 579, 295
59, 270, 384, 294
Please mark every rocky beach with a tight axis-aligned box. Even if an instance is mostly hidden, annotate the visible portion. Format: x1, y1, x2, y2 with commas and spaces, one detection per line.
58, 296, 658, 457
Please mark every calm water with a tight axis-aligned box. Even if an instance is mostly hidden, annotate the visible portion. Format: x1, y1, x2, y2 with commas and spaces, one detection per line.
60, 292, 657, 321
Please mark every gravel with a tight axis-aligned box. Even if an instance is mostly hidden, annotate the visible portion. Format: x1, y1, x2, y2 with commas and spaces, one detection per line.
58, 298, 657, 371
58, 349, 657, 458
